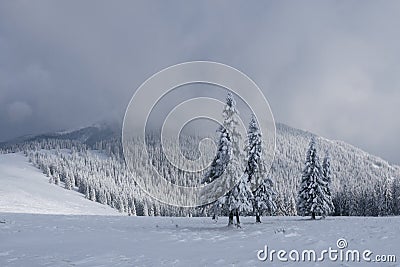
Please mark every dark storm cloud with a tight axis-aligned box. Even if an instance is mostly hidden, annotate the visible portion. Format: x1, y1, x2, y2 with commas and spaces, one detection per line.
0, 1, 399, 163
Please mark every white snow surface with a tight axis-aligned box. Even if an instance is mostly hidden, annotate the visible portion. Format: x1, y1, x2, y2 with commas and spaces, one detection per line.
0, 153, 119, 215
0, 214, 399, 266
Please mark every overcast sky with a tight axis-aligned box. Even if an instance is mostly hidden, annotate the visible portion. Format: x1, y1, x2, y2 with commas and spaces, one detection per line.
1, 1, 400, 164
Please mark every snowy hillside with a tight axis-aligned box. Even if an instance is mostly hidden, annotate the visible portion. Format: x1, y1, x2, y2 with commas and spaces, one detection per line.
0, 214, 398, 266
0, 153, 119, 215
1, 122, 400, 217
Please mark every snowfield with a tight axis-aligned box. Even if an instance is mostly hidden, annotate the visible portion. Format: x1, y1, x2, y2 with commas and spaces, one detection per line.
0, 214, 399, 266
0, 153, 119, 215
0, 153, 399, 266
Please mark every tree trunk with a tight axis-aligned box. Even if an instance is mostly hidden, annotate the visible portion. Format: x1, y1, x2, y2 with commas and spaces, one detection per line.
235, 210, 240, 227
228, 211, 234, 226
311, 212, 316, 220
256, 212, 261, 223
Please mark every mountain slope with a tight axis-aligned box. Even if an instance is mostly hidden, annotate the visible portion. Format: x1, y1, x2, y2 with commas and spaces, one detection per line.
0, 153, 120, 215
1, 122, 399, 216
272, 123, 400, 215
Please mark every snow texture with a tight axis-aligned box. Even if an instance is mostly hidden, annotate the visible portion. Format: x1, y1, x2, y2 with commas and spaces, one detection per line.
0, 214, 398, 266
0, 153, 119, 216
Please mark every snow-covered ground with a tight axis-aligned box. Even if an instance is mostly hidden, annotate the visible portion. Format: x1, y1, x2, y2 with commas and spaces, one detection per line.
0, 214, 399, 266
0, 153, 119, 215
0, 153, 399, 266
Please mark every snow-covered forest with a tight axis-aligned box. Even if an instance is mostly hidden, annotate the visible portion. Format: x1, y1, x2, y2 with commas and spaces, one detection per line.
1, 97, 399, 218
1, 126, 399, 218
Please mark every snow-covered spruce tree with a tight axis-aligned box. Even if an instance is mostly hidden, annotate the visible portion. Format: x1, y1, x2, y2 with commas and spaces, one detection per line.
202, 126, 233, 221
54, 172, 60, 185
297, 138, 330, 219
321, 153, 335, 216
287, 194, 297, 216
227, 174, 253, 226
148, 204, 154, 216
253, 178, 276, 222
245, 114, 276, 222
45, 166, 51, 177
221, 92, 246, 226
90, 187, 96, 202
202, 92, 244, 225
64, 171, 73, 190
142, 201, 149, 216
130, 199, 137, 216
245, 115, 263, 186
202, 126, 232, 185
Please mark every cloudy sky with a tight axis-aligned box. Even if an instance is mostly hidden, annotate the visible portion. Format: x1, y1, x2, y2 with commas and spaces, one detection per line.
1, 1, 400, 164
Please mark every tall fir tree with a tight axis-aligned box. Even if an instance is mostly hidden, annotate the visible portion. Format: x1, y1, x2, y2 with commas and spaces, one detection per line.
202, 126, 232, 221
322, 153, 335, 216
245, 114, 276, 223
221, 92, 245, 226
297, 137, 330, 219
203, 92, 244, 225
245, 115, 263, 186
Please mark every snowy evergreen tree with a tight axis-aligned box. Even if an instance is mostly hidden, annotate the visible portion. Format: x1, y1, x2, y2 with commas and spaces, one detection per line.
64, 172, 72, 190
253, 178, 277, 222
142, 201, 149, 216
131, 200, 137, 216
148, 204, 154, 216
153, 203, 160, 216
53, 172, 60, 185
222, 92, 243, 161
203, 92, 243, 184
202, 127, 232, 185
287, 195, 297, 216
245, 115, 263, 186
90, 187, 96, 202
322, 153, 335, 216
203, 92, 245, 225
45, 166, 51, 177
221, 93, 245, 225
227, 175, 253, 226
297, 138, 330, 219
245, 114, 276, 222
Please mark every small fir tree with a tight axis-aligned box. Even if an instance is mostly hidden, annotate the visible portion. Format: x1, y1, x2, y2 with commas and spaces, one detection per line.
297, 138, 330, 219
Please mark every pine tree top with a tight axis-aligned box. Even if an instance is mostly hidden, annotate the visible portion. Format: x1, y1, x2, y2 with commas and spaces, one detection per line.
226, 92, 236, 108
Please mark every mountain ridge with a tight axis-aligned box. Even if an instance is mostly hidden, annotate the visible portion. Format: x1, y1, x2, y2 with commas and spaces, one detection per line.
1, 121, 398, 170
